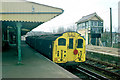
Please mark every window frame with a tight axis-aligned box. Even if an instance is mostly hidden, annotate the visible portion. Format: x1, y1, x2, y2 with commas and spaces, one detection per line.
58, 38, 66, 46
77, 39, 83, 48
69, 38, 73, 49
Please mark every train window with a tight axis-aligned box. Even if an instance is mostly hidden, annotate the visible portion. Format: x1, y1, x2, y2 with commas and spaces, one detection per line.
58, 38, 66, 46
77, 39, 83, 48
69, 38, 73, 49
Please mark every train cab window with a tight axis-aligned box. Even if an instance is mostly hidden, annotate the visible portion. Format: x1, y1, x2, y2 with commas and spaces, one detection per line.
69, 38, 73, 49
77, 39, 83, 48
58, 38, 66, 46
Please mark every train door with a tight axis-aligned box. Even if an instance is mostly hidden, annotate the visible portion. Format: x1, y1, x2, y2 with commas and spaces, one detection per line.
75, 37, 85, 62
67, 38, 75, 61
54, 37, 67, 63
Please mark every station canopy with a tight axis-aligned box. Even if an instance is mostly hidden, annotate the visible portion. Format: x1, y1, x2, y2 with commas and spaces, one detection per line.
0, 0, 63, 35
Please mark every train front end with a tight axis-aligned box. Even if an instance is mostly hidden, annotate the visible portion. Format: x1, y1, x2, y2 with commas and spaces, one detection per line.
52, 32, 86, 64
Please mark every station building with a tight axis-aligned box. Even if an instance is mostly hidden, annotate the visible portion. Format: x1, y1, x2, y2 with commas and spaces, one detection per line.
76, 12, 104, 45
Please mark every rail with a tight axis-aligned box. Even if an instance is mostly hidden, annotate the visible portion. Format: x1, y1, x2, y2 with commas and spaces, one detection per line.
76, 66, 109, 80
83, 58, 120, 79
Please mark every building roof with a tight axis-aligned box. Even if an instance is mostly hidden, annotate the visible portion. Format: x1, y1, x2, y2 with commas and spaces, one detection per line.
76, 12, 103, 24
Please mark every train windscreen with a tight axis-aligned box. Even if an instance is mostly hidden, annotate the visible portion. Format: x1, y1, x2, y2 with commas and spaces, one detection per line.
77, 39, 83, 48
58, 38, 66, 46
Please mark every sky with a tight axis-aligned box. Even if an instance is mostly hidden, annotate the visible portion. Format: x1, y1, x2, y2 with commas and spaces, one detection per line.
26, 0, 119, 32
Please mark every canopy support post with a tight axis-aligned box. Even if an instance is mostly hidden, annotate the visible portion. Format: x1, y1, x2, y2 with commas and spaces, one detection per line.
16, 22, 22, 64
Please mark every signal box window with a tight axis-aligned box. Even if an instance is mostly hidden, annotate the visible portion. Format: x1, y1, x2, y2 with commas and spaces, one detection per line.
77, 39, 83, 48
58, 38, 66, 46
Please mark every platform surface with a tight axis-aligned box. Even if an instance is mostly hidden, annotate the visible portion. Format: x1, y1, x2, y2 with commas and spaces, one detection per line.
2, 41, 79, 78
86, 45, 120, 57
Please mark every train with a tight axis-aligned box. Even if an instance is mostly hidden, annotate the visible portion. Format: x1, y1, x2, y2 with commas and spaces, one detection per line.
26, 32, 86, 67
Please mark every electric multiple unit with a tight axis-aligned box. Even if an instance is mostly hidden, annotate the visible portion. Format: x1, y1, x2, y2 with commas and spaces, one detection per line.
26, 32, 86, 66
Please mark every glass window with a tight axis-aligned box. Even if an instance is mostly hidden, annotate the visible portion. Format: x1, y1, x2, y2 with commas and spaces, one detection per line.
86, 22, 89, 28
93, 21, 97, 26
82, 23, 85, 26
98, 21, 103, 26
58, 38, 66, 46
69, 38, 73, 49
77, 39, 83, 48
91, 21, 93, 26
80, 24, 82, 27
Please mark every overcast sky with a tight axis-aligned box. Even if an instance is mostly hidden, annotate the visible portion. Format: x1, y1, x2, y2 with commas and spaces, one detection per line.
27, 0, 119, 32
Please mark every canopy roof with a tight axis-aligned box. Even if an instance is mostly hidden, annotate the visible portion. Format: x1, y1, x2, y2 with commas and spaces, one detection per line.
1, 0, 63, 35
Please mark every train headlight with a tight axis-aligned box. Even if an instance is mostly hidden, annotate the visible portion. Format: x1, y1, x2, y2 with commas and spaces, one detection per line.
73, 49, 78, 55
63, 59, 65, 61
58, 59, 60, 61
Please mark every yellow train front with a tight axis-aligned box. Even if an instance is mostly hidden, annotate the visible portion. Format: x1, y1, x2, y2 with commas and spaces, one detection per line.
26, 32, 86, 66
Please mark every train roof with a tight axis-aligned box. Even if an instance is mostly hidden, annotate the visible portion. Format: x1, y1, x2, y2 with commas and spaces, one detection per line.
28, 31, 81, 36
26, 31, 85, 41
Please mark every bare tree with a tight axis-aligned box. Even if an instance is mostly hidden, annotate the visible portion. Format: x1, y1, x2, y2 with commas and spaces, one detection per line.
57, 27, 65, 33
66, 27, 72, 31
66, 24, 77, 32
52, 29, 57, 33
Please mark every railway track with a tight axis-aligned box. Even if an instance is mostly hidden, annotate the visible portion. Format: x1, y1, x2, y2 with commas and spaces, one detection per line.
66, 57, 120, 80
86, 57, 120, 69
66, 65, 109, 80
76, 66, 109, 80
79, 57, 120, 80
86, 58, 120, 76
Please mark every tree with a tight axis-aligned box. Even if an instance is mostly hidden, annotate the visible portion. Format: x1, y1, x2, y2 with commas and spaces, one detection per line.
57, 27, 65, 33
66, 24, 77, 32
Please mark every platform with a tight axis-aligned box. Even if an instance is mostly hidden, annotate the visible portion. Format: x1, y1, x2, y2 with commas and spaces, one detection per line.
2, 41, 79, 79
86, 45, 120, 57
